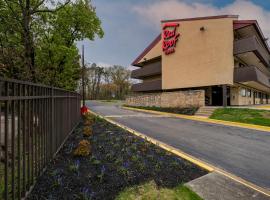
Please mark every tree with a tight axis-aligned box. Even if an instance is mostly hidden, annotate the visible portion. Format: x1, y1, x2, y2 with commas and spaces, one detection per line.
110, 65, 131, 99
83, 64, 132, 100
0, 0, 104, 90
0, 0, 70, 80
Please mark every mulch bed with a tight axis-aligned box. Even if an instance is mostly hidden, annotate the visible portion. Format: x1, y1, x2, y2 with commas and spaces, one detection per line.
27, 116, 207, 200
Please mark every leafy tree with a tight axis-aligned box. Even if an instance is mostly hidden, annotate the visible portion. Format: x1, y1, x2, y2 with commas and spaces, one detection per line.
83, 64, 132, 100
109, 65, 131, 99
0, 0, 104, 90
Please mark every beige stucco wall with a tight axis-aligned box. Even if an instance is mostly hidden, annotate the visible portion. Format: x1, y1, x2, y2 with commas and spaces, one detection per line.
162, 18, 235, 90
230, 84, 269, 105
230, 87, 239, 105
138, 40, 162, 63
231, 87, 253, 105
125, 90, 205, 108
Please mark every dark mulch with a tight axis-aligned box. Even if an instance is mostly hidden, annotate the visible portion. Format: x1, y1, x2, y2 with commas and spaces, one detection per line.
124, 105, 199, 115
27, 117, 207, 200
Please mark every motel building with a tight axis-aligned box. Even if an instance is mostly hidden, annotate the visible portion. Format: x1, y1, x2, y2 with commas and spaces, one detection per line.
127, 15, 270, 108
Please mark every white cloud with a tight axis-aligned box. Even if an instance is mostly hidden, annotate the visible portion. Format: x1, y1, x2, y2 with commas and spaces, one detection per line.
127, 65, 137, 71
96, 62, 112, 68
133, 0, 270, 43
92, 62, 135, 70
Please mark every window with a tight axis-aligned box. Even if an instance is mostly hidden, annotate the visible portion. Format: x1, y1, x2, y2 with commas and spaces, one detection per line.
247, 89, 251, 97
240, 88, 246, 97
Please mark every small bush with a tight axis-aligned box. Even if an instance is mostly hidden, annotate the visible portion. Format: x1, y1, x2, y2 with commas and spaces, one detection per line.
83, 126, 93, 137
74, 140, 91, 157
84, 112, 95, 121
84, 119, 93, 126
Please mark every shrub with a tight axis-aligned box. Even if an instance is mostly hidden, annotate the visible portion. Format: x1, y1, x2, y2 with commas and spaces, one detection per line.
83, 126, 93, 137
84, 112, 95, 122
74, 140, 91, 156
84, 119, 93, 126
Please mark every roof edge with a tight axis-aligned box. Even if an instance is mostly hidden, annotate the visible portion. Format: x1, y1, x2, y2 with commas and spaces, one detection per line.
161, 15, 239, 23
234, 20, 270, 55
131, 34, 161, 66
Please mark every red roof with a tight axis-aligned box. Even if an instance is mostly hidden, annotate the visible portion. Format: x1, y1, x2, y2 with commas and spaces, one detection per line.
233, 20, 256, 29
161, 15, 238, 23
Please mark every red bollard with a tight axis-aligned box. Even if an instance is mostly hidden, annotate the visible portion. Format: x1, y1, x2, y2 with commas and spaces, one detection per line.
80, 105, 88, 115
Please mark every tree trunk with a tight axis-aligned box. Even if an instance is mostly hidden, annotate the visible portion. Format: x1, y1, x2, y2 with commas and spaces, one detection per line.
22, 0, 36, 81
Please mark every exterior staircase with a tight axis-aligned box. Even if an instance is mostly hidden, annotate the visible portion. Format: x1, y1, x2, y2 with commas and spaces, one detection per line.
195, 106, 218, 117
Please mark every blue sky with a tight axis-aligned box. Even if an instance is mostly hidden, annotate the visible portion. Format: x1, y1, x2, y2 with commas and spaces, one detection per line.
77, 0, 270, 68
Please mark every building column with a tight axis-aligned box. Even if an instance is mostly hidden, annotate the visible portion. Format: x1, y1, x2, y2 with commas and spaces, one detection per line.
222, 85, 227, 107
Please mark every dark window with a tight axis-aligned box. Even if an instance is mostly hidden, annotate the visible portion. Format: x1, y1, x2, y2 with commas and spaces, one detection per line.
239, 63, 245, 68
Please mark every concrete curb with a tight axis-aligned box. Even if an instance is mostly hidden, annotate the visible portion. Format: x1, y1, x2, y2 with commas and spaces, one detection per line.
122, 106, 270, 133
88, 109, 270, 197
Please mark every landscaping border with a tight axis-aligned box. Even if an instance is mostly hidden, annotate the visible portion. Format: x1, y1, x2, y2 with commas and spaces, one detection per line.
89, 109, 270, 197
27, 112, 208, 200
22, 121, 81, 200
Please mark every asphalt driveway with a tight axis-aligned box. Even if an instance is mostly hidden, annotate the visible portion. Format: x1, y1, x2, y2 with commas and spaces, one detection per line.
86, 101, 270, 190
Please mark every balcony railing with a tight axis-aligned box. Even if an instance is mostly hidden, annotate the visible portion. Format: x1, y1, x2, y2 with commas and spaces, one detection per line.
131, 79, 162, 92
234, 36, 270, 68
234, 66, 270, 88
131, 61, 161, 79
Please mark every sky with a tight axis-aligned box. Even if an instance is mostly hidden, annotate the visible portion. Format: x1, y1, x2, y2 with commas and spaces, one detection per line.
76, 0, 270, 69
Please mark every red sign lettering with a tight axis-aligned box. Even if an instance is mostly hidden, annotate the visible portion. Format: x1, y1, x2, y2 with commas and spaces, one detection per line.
162, 22, 180, 55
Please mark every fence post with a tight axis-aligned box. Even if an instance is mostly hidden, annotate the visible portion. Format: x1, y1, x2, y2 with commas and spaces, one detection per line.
50, 87, 54, 157
0, 78, 81, 199
4, 81, 9, 200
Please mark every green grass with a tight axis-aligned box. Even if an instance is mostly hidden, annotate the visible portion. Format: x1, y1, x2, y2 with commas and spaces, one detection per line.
100, 99, 118, 102
116, 181, 202, 200
210, 108, 270, 127
124, 105, 199, 115
98, 100, 124, 104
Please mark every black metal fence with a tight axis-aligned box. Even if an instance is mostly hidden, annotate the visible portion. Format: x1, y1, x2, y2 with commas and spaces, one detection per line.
0, 77, 81, 200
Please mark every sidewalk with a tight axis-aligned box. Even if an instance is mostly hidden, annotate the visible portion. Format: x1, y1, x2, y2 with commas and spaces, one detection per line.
123, 106, 270, 133
187, 172, 270, 200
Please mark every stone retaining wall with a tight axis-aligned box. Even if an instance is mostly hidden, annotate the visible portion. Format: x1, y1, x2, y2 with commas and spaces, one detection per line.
125, 90, 205, 108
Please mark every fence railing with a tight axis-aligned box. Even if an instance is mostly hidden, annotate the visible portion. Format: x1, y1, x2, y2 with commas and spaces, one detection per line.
0, 77, 81, 200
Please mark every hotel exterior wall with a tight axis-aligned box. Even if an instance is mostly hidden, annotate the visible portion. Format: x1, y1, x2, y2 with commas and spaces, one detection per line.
162, 18, 235, 90
125, 90, 205, 108
138, 40, 162, 63
230, 84, 269, 105
142, 75, 161, 82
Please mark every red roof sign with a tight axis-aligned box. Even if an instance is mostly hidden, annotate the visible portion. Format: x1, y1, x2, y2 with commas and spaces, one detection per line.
162, 22, 180, 55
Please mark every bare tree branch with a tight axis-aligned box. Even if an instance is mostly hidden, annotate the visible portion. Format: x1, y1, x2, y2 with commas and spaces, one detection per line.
30, 0, 46, 13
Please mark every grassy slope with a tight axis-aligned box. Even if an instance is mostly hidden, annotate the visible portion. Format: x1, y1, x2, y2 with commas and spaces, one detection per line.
116, 181, 202, 200
210, 108, 270, 127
